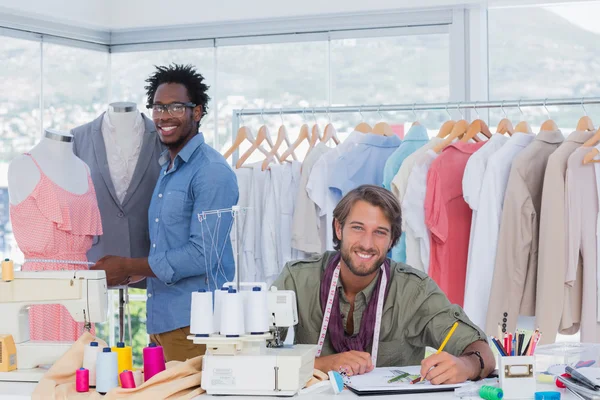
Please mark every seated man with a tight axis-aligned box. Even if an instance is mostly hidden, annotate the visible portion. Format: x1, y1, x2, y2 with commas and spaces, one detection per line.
273, 185, 494, 384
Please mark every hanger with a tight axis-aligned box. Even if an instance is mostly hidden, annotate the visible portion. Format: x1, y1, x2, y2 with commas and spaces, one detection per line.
496, 101, 514, 136
514, 99, 533, 133
262, 113, 288, 170
433, 103, 468, 153
309, 109, 321, 152
321, 108, 340, 145
582, 123, 600, 164
236, 124, 272, 168
437, 105, 455, 138
222, 109, 270, 160
280, 122, 311, 162
354, 107, 372, 133
577, 98, 595, 132
410, 103, 421, 127
540, 99, 558, 131
373, 107, 394, 136
462, 102, 492, 142
258, 110, 275, 150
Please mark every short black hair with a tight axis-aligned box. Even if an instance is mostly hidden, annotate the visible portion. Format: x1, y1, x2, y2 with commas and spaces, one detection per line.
145, 63, 210, 120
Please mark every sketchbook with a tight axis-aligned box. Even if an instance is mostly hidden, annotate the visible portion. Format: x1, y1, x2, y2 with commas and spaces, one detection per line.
346, 366, 468, 396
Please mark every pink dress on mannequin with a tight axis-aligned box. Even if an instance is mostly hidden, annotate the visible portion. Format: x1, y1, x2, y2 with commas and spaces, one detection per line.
9, 154, 103, 341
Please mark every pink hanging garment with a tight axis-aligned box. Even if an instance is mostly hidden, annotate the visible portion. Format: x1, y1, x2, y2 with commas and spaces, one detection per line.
9, 154, 103, 341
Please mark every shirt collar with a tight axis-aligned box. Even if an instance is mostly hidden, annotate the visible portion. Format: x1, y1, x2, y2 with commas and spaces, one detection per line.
447, 140, 484, 154
354, 132, 402, 148
337, 268, 381, 305
403, 124, 429, 141
536, 130, 564, 144
507, 132, 535, 148
159, 132, 205, 167
566, 130, 595, 144
102, 111, 144, 137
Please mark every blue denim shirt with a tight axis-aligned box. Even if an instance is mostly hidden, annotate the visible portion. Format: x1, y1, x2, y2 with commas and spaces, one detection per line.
146, 133, 239, 334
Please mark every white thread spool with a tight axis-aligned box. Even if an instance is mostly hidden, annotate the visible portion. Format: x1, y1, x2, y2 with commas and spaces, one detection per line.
190, 289, 214, 336
214, 286, 228, 334
219, 288, 245, 337
82, 341, 102, 387
245, 286, 270, 334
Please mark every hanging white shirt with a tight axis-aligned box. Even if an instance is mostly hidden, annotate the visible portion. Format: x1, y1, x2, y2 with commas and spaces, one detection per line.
462, 132, 534, 328
595, 143, 600, 321
402, 149, 438, 273
242, 163, 269, 282
261, 164, 282, 285
279, 161, 305, 270
101, 112, 144, 204
306, 132, 361, 251
232, 167, 253, 283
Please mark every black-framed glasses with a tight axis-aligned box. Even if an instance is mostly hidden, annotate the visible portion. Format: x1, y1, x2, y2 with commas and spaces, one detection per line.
148, 102, 197, 118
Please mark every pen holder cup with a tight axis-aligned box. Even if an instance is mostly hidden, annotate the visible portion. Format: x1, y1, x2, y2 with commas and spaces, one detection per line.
499, 356, 536, 399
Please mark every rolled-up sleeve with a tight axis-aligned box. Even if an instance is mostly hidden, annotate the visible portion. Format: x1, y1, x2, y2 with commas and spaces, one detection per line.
406, 277, 487, 355
149, 163, 239, 285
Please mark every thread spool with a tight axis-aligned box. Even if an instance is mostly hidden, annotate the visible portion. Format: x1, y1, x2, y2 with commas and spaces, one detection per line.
190, 289, 214, 336
480, 385, 504, 400
220, 288, 245, 337
76, 368, 89, 393
112, 342, 133, 385
133, 370, 144, 387
83, 341, 102, 387
244, 286, 269, 334
96, 347, 118, 395
214, 287, 229, 333
2, 259, 14, 282
119, 370, 136, 389
143, 343, 166, 382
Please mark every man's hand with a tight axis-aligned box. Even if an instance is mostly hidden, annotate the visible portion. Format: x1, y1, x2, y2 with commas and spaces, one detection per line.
314, 351, 374, 376
419, 352, 474, 385
90, 256, 131, 287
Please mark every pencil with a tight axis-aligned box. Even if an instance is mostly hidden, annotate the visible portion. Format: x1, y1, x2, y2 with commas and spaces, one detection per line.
417, 321, 459, 383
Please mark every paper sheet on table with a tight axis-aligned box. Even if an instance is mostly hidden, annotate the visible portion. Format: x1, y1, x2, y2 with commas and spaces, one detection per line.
346, 366, 468, 394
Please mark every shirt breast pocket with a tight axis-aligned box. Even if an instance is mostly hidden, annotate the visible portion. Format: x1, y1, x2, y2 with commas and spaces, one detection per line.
162, 190, 187, 224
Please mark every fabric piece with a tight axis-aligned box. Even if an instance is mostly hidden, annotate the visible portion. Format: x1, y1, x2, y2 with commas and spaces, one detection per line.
9, 154, 102, 341
402, 149, 438, 273
319, 252, 391, 354
461, 133, 534, 327
101, 112, 145, 204
147, 133, 239, 334
273, 252, 487, 367
292, 143, 331, 254
33, 332, 205, 400
149, 326, 206, 363
485, 130, 563, 335
536, 131, 592, 344
381, 125, 429, 262
425, 141, 485, 307
564, 147, 600, 342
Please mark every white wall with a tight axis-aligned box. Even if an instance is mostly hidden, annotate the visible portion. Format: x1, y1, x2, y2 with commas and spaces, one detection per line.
0, 0, 109, 29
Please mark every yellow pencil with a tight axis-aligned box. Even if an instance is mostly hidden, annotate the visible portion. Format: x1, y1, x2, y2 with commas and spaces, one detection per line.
418, 321, 459, 383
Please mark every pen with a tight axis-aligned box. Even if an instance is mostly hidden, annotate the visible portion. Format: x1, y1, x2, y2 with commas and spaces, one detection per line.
387, 372, 409, 383
415, 321, 459, 384
490, 337, 507, 357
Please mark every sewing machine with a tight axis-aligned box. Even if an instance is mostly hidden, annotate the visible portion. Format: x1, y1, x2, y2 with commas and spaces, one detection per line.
189, 285, 318, 397
0, 270, 108, 382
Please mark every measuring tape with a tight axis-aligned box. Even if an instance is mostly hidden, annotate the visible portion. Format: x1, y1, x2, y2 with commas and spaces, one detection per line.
316, 263, 387, 367
24, 258, 95, 266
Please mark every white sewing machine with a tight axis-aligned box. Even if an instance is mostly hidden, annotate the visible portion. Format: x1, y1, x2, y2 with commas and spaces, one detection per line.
189, 284, 317, 397
0, 270, 108, 382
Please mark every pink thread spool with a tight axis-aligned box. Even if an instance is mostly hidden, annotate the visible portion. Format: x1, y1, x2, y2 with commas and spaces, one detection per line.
76, 368, 90, 392
120, 370, 136, 389
143, 343, 166, 382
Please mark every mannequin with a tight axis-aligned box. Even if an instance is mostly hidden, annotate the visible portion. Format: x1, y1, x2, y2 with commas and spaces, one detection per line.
107, 102, 140, 157
8, 128, 103, 341
8, 129, 89, 205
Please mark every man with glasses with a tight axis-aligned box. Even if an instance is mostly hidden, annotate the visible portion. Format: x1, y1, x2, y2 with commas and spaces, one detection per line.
92, 64, 239, 361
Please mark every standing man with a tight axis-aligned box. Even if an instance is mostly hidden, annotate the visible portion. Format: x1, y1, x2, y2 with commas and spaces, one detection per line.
92, 64, 239, 362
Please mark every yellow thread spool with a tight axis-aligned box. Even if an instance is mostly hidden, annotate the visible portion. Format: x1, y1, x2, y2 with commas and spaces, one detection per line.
2, 259, 14, 282
111, 342, 133, 386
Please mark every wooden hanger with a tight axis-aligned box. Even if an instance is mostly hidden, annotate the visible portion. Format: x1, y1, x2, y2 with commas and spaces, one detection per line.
577, 100, 595, 132
223, 124, 270, 161
496, 103, 513, 136
354, 108, 372, 133
513, 100, 533, 134
322, 123, 340, 145
262, 125, 288, 171
462, 119, 492, 142
372, 107, 394, 136
540, 100, 558, 131
433, 119, 468, 153
280, 124, 311, 162
236, 125, 271, 168
437, 120, 456, 138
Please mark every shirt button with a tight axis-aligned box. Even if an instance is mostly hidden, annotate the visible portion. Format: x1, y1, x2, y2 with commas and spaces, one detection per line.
148, 293, 152, 298
117, 212, 124, 218
155, 218, 159, 223
158, 194, 163, 198
152, 244, 156, 248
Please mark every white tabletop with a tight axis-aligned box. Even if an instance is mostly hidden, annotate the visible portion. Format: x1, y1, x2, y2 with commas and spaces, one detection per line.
0, 382, 573, 399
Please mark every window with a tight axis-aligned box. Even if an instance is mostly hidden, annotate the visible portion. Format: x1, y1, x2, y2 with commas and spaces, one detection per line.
42, 43, 109, 131
0, 36, 41, 263
488, 3, 600, 129
110, 48, 216, 146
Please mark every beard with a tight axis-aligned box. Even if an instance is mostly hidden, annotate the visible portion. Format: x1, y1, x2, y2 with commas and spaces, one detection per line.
340, 243, 387, 277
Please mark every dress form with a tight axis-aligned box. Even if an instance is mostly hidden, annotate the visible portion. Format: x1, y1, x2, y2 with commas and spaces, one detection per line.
107, 102, 141, 157
8, 129, 89, 205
